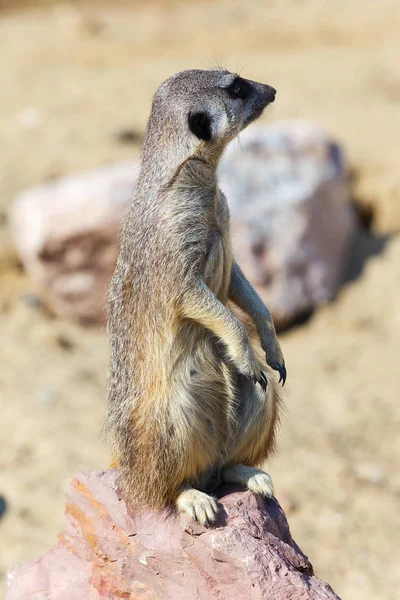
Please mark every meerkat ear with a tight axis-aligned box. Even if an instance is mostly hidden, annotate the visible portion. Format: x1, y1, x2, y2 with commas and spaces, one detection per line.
188, 111, 212, 141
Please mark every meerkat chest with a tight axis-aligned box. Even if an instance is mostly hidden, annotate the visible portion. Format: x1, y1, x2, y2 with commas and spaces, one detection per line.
203, 190, 232, 300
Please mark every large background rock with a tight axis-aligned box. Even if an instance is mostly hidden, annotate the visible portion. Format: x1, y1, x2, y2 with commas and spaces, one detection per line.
7, 470, 340, 600
11, 122, 354, 328
219, 122, 355, 329
10, 162, 138, 324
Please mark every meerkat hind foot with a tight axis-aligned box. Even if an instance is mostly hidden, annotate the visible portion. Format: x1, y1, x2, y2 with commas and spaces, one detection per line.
176, 488, 218, 525
222, 465, 274, 498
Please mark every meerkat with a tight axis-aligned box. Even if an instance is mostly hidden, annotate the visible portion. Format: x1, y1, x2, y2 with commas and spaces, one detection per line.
106, 68, 286, 525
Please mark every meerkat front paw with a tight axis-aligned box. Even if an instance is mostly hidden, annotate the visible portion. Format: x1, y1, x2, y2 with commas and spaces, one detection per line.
244, 366, 268, 392
269, 358, 286, 386
260, 332, 287, 386
176, 488, 219, 525
233, 343, 268, 391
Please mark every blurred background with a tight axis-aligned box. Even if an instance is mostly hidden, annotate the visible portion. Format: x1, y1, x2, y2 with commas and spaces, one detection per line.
1, 0, 400, 598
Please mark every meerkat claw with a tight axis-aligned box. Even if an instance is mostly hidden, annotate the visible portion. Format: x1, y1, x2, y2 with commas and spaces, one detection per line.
258, 371, 268, 391
278, 361, 287, 386
269, 360, 286, 386
251, 371, 268, 391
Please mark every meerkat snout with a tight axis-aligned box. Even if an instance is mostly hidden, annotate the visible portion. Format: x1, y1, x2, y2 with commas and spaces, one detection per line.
264, 85, 277, 103
240, 80, 277, 127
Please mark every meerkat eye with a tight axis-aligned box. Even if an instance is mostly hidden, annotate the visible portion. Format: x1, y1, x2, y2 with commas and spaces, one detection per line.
226, 77, 252, 100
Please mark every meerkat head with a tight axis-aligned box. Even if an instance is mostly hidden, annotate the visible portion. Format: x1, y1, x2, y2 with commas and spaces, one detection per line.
186, 69, 276, 146
144, 69, 276, 170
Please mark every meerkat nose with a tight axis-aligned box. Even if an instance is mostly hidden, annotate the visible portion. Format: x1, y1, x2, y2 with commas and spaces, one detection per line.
265, 85, 277, 103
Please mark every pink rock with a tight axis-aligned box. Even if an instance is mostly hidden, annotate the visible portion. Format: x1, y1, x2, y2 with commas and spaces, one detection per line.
10, 162, 138, 324
219, 121, 355, 329
7, 470, 340, 600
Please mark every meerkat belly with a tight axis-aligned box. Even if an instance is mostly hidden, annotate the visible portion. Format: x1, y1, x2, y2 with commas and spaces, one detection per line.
168, 221, 235, 463
171, 229, 236, 461
172, 322, 235, 469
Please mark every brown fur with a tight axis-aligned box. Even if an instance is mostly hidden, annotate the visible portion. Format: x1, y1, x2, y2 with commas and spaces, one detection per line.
106, 69, 285, 523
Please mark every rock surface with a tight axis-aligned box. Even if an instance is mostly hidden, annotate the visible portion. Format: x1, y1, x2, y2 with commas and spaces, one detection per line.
10, 162, 138, 324
7, 470, 340, 600
219, 121, 355, 329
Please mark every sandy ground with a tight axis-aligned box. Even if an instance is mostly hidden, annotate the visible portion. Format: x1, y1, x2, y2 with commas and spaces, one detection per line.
1, 1, 400, 598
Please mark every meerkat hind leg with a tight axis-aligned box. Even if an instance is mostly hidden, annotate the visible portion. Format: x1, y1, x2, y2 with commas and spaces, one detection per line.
176, 487, 219, 525
222, 465, 274, 498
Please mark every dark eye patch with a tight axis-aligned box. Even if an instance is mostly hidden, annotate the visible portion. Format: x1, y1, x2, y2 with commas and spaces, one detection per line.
188, 111, 212, 141
225, 77, 252, 100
